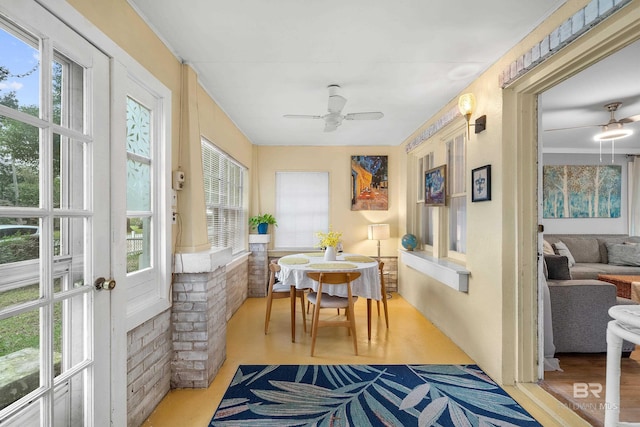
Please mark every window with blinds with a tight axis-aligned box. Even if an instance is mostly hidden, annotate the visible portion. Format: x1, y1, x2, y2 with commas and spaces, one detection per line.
447, 133, 467, 254
201, 138, 247, 254
275, 172, 329, 248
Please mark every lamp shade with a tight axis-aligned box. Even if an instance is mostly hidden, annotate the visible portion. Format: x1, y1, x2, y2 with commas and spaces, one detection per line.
458, 93, 476, 117
368, 224, 390, 241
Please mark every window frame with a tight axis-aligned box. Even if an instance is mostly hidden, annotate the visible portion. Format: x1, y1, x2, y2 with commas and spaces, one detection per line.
445, 129, 467, 260
114, 67, 172, 331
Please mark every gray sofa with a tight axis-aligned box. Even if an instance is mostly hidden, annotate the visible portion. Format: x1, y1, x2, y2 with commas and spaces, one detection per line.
544, 234, 640, 279
543, 234, 640, 354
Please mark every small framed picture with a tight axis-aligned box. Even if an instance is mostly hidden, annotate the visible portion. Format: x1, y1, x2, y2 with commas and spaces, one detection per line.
424, 165, 446, 206
471, 165, 491, 202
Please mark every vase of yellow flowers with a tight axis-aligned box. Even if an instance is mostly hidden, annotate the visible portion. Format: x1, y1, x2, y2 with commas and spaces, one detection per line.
315, 228, 342, 261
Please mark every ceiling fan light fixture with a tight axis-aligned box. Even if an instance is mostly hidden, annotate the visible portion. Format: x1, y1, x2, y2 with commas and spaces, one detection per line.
593, 124, 633, 141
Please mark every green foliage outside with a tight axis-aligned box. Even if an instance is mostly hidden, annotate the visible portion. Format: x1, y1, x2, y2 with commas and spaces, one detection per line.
0, 284, 62, 358
1, 54, 65, 358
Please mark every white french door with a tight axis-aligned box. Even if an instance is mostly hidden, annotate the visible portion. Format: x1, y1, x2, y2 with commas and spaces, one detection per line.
0, 2, 111, 426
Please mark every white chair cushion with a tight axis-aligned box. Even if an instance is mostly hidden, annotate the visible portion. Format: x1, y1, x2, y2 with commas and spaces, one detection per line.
306, 292, 358, 308
272, 282, 291, 293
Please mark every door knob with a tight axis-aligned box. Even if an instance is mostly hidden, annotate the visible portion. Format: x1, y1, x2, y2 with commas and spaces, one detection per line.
94, 277, 116, 290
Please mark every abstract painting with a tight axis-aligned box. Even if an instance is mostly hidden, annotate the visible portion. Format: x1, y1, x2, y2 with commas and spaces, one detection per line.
351, 155, 388, 210
543, 164, 621, 218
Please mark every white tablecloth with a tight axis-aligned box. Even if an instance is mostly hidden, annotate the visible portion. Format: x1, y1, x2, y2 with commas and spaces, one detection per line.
277, 253, 381, 300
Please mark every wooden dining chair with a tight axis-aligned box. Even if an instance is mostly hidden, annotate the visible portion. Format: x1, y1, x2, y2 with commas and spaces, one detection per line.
306, 271, 361, 356
376, 261, 389, 328
264, 262, 306, 341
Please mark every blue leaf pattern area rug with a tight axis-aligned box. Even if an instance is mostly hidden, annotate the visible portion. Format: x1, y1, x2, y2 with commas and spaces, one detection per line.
210, 364, 542, 426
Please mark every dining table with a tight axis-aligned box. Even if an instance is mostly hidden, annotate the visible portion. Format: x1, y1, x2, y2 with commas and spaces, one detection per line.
277, 252, 381, 341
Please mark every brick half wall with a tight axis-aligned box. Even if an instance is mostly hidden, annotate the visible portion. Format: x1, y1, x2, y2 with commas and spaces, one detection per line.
127, 309, 172, 427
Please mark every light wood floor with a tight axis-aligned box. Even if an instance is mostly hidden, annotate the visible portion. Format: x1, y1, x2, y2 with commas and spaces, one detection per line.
142, 294, 573, 426
542, 351, 640, 426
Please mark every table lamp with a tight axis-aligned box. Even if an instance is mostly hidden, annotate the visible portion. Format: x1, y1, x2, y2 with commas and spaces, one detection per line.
368, 223, 390, 261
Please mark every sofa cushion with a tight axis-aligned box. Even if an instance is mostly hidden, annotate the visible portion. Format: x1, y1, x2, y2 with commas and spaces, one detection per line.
553, 241, 576, 267
606, 242, 640, 266
591, 263, 640, 276
544, 255, 572, 280
543, 239, 555, 255
569, 263, 608, 280
598, 236, 629, 263
560, 237, 601, 263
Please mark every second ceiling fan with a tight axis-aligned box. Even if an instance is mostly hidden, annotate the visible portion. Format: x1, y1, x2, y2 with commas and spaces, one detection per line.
284, 84, 384, 132
546, 101, 640, 140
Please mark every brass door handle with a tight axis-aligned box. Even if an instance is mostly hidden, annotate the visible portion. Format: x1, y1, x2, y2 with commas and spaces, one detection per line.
94, 277, 116, 290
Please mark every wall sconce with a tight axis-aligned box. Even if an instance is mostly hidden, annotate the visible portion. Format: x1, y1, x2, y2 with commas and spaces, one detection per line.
368, 223, 390, 262
458, 93, 487, 137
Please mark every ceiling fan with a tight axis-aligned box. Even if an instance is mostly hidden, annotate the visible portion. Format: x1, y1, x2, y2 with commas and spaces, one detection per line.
546, 101, 640, 140
283, 84, 384, 132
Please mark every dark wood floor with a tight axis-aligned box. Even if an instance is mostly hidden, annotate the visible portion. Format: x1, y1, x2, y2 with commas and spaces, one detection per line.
541, 348, 640, 426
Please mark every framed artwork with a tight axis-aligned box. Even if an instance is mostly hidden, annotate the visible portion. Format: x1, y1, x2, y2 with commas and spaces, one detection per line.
424, 165, 446, 206
471, 165, 491, 202
351, 155, 388, 210
543, 164, 621, 218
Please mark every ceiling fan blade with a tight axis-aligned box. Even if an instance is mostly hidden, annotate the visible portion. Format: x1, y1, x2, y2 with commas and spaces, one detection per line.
283, 114, 323, 119
328, 94, 347, 114
544, 124, 600, 132
620, 114, 640, 124
344, 112, 384, 120
324, 121, 339, 132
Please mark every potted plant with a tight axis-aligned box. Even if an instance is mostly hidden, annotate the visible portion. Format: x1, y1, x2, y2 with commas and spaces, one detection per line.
249, 213, 277, 234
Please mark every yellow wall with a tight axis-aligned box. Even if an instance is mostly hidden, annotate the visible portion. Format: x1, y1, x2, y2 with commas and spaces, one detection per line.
398, 0, 593, 384
67, 0, 254, 253
255, 145, 401, 256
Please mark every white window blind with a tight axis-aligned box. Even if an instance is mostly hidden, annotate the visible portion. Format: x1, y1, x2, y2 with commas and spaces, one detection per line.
448, 133, 467, 254
201, 138, 247, 254
275, 172, 329, 248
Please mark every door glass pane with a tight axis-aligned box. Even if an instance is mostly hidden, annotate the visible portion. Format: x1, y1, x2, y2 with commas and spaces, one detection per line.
0, 26, 39, 117
0, 282, 38, 310
53, 57, 84, 133
53, 135, 87, 210
0, 308, 40, 410
0, 217, 40, 265
126, 96, 151, 157
0, 115, 40, 207
126, 158, 150, 211
127, 216, 151, 273
54, 373, 85, 426
55, 292, 87, 375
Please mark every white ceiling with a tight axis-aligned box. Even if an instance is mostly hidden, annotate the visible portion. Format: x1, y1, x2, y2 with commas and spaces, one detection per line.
128, 0, 566, 146
540, 39, 640, 155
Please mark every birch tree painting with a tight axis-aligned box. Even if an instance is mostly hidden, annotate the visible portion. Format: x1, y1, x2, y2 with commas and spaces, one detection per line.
543, 165, 621, 218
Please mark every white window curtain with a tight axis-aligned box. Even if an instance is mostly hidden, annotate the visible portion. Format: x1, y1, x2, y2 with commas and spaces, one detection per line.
630, 157, 640, 236
275, 172, 329, 248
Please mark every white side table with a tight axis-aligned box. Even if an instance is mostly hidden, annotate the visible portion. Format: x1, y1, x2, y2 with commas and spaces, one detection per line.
605, 305, 640, 427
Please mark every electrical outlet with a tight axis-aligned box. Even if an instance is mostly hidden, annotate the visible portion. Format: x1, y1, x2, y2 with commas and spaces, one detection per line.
172, 211, 177, 224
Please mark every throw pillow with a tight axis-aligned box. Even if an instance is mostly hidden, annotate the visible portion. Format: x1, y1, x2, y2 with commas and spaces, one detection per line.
553, 241, 575, 267
543, 239, 555, 255
606, 243, 640, 266
544, 255, 572, 280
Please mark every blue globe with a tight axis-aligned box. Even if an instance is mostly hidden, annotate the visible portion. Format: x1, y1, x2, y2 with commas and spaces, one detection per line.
401, 234, 418, 251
